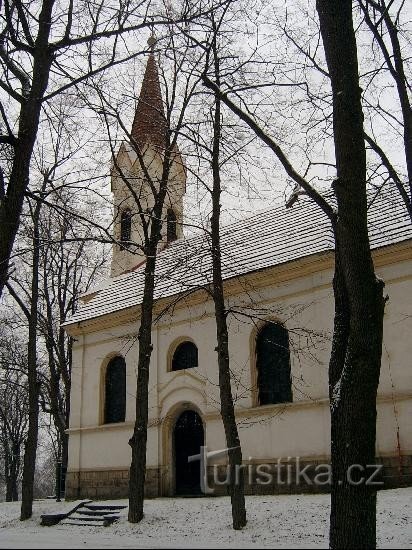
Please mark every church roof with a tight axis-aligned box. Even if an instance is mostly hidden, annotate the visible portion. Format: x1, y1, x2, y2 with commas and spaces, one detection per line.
130, 47, 167, 151
63, 189, 412, 328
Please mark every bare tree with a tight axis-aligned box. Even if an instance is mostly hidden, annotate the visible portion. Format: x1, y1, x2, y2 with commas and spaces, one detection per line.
38, 189, 108, 485
274, 0, 411, 217
357, 0, 412, 217
90, 31, 204, 522
0, 0, 220, 300
1, 72, 125, 517
315, 3, 386, 547
187, 0, 388, 545
0, 327, 29, 502
6, 143, 108, 516
203, 17, 247, 529
6, 188, 43, 519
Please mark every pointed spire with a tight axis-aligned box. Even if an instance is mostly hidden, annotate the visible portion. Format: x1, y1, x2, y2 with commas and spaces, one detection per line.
130, 34, 167, 151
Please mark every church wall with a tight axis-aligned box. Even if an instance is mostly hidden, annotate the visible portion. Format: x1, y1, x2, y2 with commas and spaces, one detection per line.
376, 398, 412, 456
66, 255, 412, 499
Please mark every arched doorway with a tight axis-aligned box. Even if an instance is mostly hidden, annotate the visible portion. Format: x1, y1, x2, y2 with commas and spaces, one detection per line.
174, 410, 204, 495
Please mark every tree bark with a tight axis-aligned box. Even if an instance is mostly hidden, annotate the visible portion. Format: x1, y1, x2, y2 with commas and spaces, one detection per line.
4, 447, 19, 502
6, 443, 20, 502
316, 1, 386, 547
210, 65, 246, 529
128, 250, 156, 523
20, 200, 41, 520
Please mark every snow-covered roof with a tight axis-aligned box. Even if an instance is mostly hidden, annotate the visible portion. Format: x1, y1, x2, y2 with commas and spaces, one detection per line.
63, 189, 412, 327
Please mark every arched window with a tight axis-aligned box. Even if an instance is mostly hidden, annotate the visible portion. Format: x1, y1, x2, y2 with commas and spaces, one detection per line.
172, 341, 198, 371
256, 323, 292, 405
120, 209, 132, 246
104, 356, 126, 424
167, 208, 177, 243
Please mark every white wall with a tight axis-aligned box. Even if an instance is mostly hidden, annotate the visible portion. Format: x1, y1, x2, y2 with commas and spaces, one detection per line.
67, 257, 412, 473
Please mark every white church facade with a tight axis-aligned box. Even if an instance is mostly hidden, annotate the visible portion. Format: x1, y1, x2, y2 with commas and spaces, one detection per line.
63, 49, 412, 500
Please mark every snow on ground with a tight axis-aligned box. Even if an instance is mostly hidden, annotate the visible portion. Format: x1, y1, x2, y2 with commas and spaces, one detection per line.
0, 488, 411, 548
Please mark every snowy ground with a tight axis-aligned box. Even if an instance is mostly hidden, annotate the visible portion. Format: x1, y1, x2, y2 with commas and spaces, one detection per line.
0, 489, 411, 548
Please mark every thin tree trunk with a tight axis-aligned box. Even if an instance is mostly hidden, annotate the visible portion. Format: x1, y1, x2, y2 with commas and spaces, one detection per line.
128, 251, 156, 523
128, 149, 172, 523
20, 200, 41, 520
6, 444, 20, 502
210, 62, 246, 529
4, 450, 12, 502
5, 477, 13, 502
60, 432, 69, 493
9, 442, 20, 501
316, 1, 386, 547
8, 469, 19, 502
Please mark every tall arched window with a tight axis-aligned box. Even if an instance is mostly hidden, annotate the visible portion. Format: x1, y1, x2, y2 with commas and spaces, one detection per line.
120, 209, 132, 246
172, 341, 198, 371
256, 323, 292, 405
167, 208, 177, 243
104, 356, 126, 424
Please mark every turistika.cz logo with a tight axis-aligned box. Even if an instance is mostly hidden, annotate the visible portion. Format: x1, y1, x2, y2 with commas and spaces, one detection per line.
188, 446, 384, 494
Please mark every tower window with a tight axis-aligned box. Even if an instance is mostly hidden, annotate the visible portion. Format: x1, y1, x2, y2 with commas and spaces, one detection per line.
172, 341, 198, 371
256, 322, 292, 405
120, 209, 132, 246
167, 208, 177, 242
104, 356, 126, 424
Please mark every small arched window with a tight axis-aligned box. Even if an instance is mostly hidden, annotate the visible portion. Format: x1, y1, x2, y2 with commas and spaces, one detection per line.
256, 322, 292, 406
120, 209, 132, 246
104, 356, 126, 424
167, 208, 177, 243
172, 341, 198, 371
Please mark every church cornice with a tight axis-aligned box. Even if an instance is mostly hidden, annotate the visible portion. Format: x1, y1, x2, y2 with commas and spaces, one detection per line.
65, 389, 412, 435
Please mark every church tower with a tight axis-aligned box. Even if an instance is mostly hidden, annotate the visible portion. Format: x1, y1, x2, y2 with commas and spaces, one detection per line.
110, 38, 186, 278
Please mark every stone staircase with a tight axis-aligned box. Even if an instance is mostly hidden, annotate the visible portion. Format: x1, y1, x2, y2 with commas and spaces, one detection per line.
59, 502, 127, 527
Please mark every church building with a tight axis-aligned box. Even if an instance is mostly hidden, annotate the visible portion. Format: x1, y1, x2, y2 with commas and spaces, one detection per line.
63, 47, 412, 500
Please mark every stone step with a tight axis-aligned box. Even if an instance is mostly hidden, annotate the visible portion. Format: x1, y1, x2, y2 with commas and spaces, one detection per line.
60, 516, 119, 527
41, 500, 92, 526
76, 509, 114, 517
83, 504, 126, 511
69, 513, 120, 522
55, 500, 126, 528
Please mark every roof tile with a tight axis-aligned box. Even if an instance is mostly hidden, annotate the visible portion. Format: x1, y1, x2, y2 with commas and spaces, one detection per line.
64, 189, 412, 327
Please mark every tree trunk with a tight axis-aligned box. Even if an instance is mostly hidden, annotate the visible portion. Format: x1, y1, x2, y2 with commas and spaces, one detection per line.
8, 442, 20, 502
7, 468, 19, 502
211, 219, 247, 531
20, 200, 41, 520
4, 450, 15, 502
5, 455, 10, 501
5, 477, 14, 502
316, 1, 386, 547
0, 0, 54, 299
61, 432, 69, 490
128, 251, 156, 523
210, 79, 246, 529
128, 148, 172, 523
